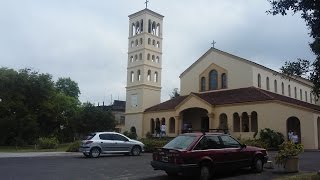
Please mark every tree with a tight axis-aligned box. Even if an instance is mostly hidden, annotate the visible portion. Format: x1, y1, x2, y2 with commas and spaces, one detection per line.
280, 58, 310, 78
55, 77, 81, 99
170, 88, 180, 99
268, 0, 320, 97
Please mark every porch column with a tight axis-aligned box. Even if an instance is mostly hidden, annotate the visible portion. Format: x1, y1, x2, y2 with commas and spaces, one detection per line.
175, 116, 181, 135
208, 113, 215, 129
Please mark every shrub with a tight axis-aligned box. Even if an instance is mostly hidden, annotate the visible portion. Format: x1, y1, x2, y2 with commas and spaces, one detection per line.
140, 138, 172, 152
239, 139, 268, 149
145, 132, 153, 139
66, 141, 80, 152
123, 131, 137, 140
275, 141, 304, 167
259, 128, 284, 149
38, 137, 59, 149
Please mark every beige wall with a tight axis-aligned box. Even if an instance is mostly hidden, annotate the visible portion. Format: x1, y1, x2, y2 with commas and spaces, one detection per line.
180, 50, 253, 95
125, 113, 144, 137
143, 99, 320, 149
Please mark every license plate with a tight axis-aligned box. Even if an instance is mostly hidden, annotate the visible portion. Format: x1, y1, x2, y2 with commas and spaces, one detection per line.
162, 156, 168, 162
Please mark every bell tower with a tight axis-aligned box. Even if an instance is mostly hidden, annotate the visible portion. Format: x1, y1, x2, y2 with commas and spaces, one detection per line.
125, 5, 164, 137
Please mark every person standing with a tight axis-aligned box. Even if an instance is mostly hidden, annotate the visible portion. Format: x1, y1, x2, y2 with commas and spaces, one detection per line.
160, 124, 166, 138
288, 130, 294, 141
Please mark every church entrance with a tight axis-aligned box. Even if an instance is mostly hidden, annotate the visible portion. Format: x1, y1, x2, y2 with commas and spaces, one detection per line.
180, 108, 209, 133
287, 116, 301, 143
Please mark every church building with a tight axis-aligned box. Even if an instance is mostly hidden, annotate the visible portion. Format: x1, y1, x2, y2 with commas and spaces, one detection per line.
124, 6, 320, 150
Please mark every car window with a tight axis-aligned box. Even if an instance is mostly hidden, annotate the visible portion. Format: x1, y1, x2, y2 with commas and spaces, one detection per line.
220, 135, 241, 148
194, 135, 222, 150
112, 134, 128, 141
163, 135, 197, 150
83, 133, 96, 140
99, 133, 113, 140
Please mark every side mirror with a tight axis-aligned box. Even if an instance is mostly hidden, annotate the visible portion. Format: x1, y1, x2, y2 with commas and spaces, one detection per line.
241, 144, 247, 149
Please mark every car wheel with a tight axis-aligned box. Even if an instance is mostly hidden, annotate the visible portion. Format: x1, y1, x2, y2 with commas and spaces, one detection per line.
252, 157, 263, 173
83, 153, 90, 158
131, 146, 141, 156
200, 165, 211, 180
89, 147, 101, 158
165, 171, 178, 176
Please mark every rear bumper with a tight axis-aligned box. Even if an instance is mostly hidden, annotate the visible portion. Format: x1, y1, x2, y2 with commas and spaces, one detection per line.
263, 155, 269, 163
79, 146, 90, 153
151, 161, 198, 175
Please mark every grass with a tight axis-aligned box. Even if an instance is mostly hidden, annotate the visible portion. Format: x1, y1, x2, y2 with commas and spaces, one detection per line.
275, 172, 320, 180
0, 143, 72, 152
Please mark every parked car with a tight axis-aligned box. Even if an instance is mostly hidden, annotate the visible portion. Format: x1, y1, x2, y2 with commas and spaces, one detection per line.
151, 132, 268, 180
79, 132, 144, 158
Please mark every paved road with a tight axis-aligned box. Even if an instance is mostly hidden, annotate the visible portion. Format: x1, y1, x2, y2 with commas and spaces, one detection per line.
0, 151, 319, 180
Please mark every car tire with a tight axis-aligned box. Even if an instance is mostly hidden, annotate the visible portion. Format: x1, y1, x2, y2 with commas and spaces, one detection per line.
200, 164, 212, 180
165, 171, 178, 176
89, 147, 101, 158
83, 153, 90, 158
252, 157, 263, 173
131, 146, 141, 156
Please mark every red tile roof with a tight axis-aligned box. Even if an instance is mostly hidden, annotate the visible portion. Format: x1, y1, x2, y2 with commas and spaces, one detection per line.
144, 87, 320, 112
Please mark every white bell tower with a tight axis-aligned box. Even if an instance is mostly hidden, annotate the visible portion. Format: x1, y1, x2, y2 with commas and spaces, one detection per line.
125, 5, 164, 137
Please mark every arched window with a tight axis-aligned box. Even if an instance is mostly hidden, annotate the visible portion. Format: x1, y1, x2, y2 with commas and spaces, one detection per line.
233, 113, 240, 132
140, 19, 143, 32
200, 77, 206, 92
274, 80, 277, 93
135, 39, 138, 46
139, 53, 142, 60
221, 73, 227, 89
150, 119, 155, 134
219, 113, 228, 129
152, 21, 156, 35
281, 82, 284, 95
134, 54, 138, 61
294, 87, 297, 98
130, 71, 134, 82
310, 92, 313, 103
156, 41, 160, 48
156, 23, 160, 36
147, 54, 150, 60
305, 91, 308, 102
156, 56, 160, 63
148, 19, 151, 33
300, 89, 302, 100
257, 74, 261, 88
131, 41, 134, 47
169, 117, 175, 133
251, 111, 258, 132
152, 40, 155, 46
140, 38, 143, 45
152, 55, 155, 62
266, 77, 270, 90
130, 56, 133, 62
131, 23, 136, 36
288, 85, 291, 97
148, 38, 151, 45
137, 70, 141, 81
209, 70, 218, 90
147, 70, 151, 81
135, 21, 140, 34
154, 72, 158, 82
241, 112, 249, 132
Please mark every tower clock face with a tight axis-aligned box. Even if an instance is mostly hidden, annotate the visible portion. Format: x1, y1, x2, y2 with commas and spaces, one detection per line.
131, 94, 138, 107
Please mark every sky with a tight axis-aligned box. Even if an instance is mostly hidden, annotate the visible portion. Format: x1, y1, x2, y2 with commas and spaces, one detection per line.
0, 0, 316, 105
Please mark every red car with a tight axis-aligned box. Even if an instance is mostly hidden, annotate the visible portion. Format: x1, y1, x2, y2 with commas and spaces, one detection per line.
151, 132, 268, 180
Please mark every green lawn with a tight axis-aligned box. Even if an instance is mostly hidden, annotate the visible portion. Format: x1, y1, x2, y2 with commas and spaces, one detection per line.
0, 143, 71, 152
275, 172, 320, 180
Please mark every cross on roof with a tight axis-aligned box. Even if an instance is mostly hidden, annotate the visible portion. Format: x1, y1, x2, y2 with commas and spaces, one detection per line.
211, 40, 216, 48
145, 0, 149, 9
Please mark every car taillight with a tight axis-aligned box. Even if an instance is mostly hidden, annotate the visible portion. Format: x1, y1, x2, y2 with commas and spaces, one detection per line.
85, 141, 93, 144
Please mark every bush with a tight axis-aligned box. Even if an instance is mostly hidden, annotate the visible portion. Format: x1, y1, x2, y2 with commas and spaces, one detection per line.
145, 132, 153, 139
123, 131, 137, 140
38, 137, 59, 149
66, 141, 80, 152
239, 139, 268, 149
140, 138, 172, 152
275, 141, 304, 167
259, 128, 284, 149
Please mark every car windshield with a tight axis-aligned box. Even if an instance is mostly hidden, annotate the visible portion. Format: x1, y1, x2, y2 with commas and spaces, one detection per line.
83, 133, 96, 140
163, 135, 197, 150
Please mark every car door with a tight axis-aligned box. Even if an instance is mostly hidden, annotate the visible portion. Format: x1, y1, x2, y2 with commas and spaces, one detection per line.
99, 133, 116, 152
219, 135, 251, 169
111, 134, 131, 152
